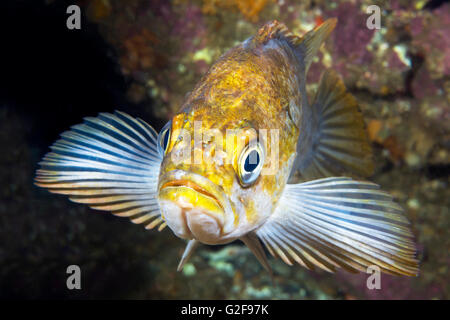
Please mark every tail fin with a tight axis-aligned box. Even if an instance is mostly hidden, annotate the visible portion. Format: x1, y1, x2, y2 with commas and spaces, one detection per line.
294, 70, 374, 180
35, 111, 165, 230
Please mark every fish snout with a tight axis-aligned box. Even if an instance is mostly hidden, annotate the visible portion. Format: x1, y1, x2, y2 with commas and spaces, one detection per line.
157, 170, 235, 244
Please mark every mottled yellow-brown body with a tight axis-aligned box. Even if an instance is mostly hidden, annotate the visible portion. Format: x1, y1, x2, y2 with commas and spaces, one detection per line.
158, 27, 303, 244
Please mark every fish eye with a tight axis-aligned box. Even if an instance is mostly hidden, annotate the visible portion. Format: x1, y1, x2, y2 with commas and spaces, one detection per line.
158, 120, 172, 156
238, 142, 264, 186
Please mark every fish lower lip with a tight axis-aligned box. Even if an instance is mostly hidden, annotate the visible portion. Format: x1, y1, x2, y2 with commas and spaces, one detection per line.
158, 170, 236, 237
159, 180, 224, 211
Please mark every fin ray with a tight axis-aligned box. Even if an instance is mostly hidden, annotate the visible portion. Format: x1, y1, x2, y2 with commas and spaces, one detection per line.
241, 232, 273, 276
256, 177, 419, 276
177, 240, 200, 272
294, 70, 374, 180
35, 111, 163, 228
254, 19, 337, 74
296, 18, 337, 73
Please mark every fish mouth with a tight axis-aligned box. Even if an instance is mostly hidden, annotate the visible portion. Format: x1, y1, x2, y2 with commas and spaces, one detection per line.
159, 180, 224, 212
157, 170, 235, 243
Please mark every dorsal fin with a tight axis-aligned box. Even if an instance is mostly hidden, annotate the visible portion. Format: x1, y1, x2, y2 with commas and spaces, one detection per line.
296, 18, 337, 72
255, 18, 337, 73
254, 20, 302, 45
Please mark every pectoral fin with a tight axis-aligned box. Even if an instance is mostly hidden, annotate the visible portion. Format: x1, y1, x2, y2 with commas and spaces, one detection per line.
35, 111, 165, 230
255, 177, 419, 276
294, 70, 374, 180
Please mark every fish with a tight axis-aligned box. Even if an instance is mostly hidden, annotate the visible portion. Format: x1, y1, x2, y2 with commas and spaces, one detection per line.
35, 19, 419, 277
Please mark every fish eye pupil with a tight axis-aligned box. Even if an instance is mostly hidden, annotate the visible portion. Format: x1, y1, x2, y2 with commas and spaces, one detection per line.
238, 143, 264, 186
244, 150, 260, 172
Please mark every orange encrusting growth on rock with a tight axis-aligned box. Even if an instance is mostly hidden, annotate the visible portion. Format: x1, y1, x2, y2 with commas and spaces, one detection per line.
199, 0, 271, 22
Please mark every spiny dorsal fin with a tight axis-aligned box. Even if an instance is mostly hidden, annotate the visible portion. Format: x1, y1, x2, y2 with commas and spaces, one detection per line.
255, 18, 337, 72
254, 20, 301, 45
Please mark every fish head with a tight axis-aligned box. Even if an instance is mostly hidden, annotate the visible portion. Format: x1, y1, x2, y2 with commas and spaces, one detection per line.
157, 114, 295, 245
157, 45, 299, 244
